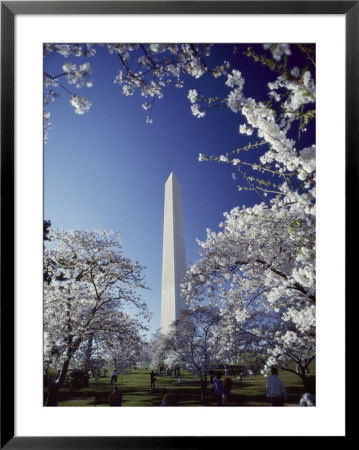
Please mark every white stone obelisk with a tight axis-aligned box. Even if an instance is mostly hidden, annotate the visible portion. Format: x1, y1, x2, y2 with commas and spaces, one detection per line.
161, 172, 187, 334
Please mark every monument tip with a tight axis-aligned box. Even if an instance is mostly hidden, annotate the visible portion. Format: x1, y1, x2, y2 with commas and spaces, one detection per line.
167, 171, 176, 181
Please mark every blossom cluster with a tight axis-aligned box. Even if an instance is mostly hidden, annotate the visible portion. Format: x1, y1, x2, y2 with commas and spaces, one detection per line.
263, 43, 292, 61
110, 44, 213, 122
62, 62, 93, 88
70, 95, 92, 115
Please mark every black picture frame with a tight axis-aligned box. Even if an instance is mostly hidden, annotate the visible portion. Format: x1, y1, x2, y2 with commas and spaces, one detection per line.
1, 1, 352, 447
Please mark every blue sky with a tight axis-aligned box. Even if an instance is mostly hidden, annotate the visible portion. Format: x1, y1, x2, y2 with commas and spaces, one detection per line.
44, 44, 314, 337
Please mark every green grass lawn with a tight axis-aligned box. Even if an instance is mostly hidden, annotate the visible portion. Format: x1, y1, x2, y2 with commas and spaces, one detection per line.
55, 365, 315, 407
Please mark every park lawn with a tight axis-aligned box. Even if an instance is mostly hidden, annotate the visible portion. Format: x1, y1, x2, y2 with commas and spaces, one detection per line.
57, 364, 315, 407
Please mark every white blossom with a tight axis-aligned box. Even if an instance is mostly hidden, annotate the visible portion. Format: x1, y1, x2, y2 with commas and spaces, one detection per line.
70, 95, 92, 114
191, 103, 206, 118
187, 89, 198, 104
62, 61, 92, 88
239, 123, 254, 135
148, 44, 167, 53
263, 43, 291, 61
123, 85, 134, 96
291, 66, 300, 78
219, 155, 229, 162
198, 153, 206, 162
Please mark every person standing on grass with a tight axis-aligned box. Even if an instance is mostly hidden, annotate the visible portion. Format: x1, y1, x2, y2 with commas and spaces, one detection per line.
213, 372, 223, 405
266, 367, 287, 406
110, 371, 116, 386
222, 377, 237, 406
109, 386, 122, 406
150, 370, 156, 390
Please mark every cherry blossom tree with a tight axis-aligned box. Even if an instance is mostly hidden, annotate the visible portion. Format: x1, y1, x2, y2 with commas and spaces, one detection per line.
69, 334, 107, 385
103, 320, 145, 374
181, 191, 315, 384
159, 305, 222, 377
43, 228, 150, 405
149, 330, 168, 371
180, 44, 316, 383
69, 313, 146, 379
134, 340, 153, 370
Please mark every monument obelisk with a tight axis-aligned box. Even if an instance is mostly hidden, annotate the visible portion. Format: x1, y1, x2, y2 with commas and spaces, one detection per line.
161, 172, 187, 334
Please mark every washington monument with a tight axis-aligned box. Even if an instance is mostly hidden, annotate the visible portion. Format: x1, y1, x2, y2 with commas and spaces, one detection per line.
161, 172, 187, 334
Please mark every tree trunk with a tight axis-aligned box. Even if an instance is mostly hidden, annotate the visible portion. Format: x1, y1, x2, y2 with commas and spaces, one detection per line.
45, 357, 71, 406
45, 340, 81, 406
303, 374, 316, 394
296, 365, 315, 394
83, 335, 93, 387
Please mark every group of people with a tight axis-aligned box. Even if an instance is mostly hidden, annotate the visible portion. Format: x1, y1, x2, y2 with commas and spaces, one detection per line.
213, 373, 237, 406
108, 366, 316, 407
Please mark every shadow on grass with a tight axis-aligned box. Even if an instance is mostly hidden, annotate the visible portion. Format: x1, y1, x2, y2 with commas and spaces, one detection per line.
233, 392, 269, 406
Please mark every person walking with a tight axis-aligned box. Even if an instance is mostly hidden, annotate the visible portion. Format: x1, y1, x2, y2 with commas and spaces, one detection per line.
266, 367, 287, 406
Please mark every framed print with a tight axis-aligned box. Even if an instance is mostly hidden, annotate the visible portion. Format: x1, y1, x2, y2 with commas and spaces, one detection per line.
1, 1, 353, 447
